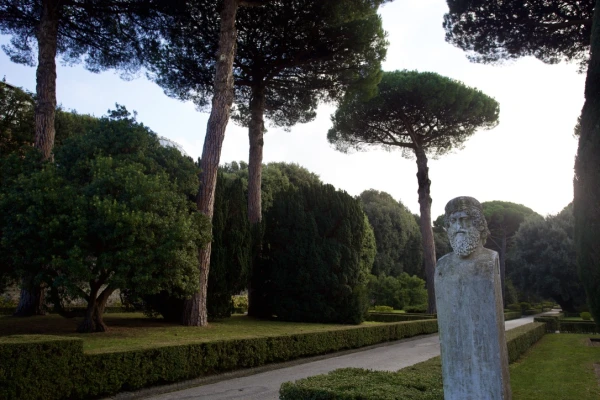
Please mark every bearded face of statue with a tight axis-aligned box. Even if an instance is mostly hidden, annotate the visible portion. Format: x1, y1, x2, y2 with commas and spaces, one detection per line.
446, 210, 482, 257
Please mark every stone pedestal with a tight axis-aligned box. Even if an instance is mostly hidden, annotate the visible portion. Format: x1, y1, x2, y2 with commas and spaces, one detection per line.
435, 248, 511, 400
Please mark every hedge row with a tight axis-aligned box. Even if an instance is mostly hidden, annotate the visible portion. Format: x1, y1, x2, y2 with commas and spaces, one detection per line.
533, 315, 598, 333
279, 322, 546, 400
365, 312, 436, 322
504, 311, 522, 321
557, 321, 600, 334
0, 319, 438, 400
0, 306, 132, 316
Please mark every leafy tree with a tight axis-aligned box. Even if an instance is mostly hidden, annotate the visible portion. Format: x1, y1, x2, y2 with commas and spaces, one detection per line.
328, 70, 499, 313
444, 0, 594, 71
0, 79, 35, 156
252, 183, 374, 324
359, 189, 423, 278
368, 273, 427, 311
148, 0, 387, 227
0, 110, 210, 332
509, 204, 586, 313
0, 0, 167, 161
574, 0, 600, 326
482, 201, 540, 305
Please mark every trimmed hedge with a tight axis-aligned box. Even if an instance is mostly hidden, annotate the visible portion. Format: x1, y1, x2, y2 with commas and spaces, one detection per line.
365, 312, 436, 322
279, 322, 546, 400
523, 308, 542, 316
534, 315, 562, 332
533, 315, 598, 333
0, 319, 438, 400
504, 311, 521, 321
558, 321, 600, 334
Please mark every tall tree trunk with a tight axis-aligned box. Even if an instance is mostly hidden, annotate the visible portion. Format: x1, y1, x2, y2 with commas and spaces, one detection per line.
415, 147, 437, 314
182, 0, 239, 327
246, 85, 266, 317
35, 0, 59, 161
16, 0, 60, 316
574, 0, 600, 325
247, 85, 266, 225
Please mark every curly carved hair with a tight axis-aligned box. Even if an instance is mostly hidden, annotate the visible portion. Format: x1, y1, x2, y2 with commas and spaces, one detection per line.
443, 196, 490, 244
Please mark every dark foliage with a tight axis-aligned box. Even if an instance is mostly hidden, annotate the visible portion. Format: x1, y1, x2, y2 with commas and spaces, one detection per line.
253, 183, 373, 324
510, 204, 586, 313
574, 0, 600, 328
206, 172, 251, 320
444, 0, 593, 71
359, 189, 423, 277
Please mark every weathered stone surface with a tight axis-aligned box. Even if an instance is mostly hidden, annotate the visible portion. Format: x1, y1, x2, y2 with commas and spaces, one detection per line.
435, 196, 511, 400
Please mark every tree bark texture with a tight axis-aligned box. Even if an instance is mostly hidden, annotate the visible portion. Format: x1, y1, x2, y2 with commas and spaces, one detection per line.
247, 85, 266, 225
35, 0, 59, 161
14, 280, 46, 317
415, 148, 437, 314
182, 0, 239, 327
77, 286, 114, 333
574, 0, 600, 324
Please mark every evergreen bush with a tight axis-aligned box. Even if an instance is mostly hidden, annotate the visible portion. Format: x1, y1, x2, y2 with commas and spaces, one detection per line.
253, 184, 374, 324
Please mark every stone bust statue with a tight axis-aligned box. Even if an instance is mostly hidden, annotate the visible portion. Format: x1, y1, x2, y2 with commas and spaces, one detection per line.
435, 196, 511, 400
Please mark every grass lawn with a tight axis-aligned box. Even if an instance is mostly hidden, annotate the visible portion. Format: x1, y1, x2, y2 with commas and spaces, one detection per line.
510, 334, 600, 400
0, 313, 382, 354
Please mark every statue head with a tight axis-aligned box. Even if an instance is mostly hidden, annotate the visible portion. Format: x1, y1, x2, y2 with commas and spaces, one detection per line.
444, 196, 490, 257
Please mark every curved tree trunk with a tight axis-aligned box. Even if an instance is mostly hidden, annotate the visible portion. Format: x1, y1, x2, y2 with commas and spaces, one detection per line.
415, 147, 437, 314
182, 0, 239, 327
77, 286, 115, 333
574, 0, 600, 325
247, 85, 266, 225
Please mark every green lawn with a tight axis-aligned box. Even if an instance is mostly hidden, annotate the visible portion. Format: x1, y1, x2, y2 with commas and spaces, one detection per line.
0, 313, 382, 354
510, 334, 600, 400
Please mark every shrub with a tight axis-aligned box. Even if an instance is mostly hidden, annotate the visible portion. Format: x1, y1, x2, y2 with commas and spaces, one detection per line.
558, 321, 599, 334
533, 315, 562, 332
365, 313, 435, 322
373, 305, 394, 312
279, 322, 545, 399
519, 302, 531, 312
404, 303, 428, 313
507, 303, 522, 312
580, 312, 592, 320
253, 184, 374, 324
0, 320, 438, 400
233, 295, 248, 314
504, 311, 521, 321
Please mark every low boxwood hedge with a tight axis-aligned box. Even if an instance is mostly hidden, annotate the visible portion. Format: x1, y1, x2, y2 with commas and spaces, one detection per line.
365, 312, 436, 322
558, 321, 599, 334
0, 319, 438, 400
533, 315, 562, 332
279, 322, 546, 400
504, 311, 521, 321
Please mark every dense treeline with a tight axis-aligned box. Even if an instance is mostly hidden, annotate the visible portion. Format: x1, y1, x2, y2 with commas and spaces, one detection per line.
0, 78, 588, 331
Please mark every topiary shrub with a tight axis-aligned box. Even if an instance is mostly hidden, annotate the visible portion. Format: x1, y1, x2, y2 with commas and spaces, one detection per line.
507, 303, 522, 313
580, 311, 592, 320
519, 302, 531, 312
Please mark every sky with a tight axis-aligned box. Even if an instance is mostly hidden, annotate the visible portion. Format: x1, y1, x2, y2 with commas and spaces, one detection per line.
0, 0, 586, 219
